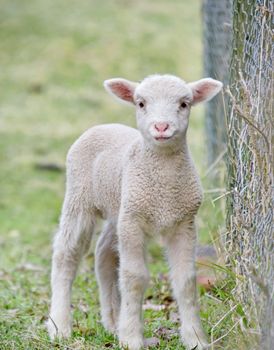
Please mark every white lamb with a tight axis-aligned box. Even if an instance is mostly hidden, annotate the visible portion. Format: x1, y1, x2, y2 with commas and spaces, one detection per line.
47, 74, 222, 350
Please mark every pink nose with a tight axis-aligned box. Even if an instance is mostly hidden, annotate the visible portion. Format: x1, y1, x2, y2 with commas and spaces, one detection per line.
154, 122, 169, 132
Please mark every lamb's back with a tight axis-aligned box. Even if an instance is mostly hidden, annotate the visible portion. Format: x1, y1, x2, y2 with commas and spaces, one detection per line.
68, 124, 139, 157
66, 124, 140, 219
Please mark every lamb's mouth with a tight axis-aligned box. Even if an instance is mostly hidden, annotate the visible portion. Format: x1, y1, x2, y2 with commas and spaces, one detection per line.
154, 136, 172, 141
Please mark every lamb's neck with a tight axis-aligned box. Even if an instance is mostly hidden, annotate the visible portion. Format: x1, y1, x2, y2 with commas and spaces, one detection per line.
141, 138, 192, 162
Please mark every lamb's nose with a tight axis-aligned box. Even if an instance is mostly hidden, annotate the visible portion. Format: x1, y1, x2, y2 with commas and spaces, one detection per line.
154, 123, 169, 132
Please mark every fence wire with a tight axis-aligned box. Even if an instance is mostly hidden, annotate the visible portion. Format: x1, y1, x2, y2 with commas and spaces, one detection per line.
203, 0, 232, 167
225, 0, 273, 348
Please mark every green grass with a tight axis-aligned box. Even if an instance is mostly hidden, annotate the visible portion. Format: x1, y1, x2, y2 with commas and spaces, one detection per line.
0, 1, 254, 349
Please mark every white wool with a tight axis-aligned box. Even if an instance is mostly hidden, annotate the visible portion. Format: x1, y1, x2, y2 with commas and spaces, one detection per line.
47, 74, 222, 350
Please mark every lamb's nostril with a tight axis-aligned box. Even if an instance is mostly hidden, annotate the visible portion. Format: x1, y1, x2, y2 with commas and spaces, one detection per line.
154, 123, 169, 132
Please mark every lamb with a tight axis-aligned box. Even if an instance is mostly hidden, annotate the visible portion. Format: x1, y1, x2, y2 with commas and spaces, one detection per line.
47, 74, 223, 350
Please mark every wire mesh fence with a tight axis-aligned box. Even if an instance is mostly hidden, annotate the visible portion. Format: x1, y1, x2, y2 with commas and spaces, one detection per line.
204, 0, 273, 348
226, 1, 273, 348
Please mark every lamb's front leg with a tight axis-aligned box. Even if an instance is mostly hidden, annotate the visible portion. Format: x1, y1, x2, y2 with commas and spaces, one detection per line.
118, 216, 149, 350
165, 218, 208, 350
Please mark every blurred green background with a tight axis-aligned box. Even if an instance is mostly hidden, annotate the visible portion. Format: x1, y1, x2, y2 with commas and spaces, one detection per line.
0, 1, 228, 349
0, 0, 206, 244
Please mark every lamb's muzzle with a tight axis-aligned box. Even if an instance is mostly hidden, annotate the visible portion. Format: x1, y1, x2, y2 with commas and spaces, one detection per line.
154, 122, 169, 132
47, 74, 222, 350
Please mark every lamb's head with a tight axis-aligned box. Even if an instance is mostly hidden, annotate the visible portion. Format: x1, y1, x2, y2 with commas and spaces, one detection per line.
104, 74, 222, 150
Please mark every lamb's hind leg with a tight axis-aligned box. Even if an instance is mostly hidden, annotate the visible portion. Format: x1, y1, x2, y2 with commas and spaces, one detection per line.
47, 196, 95, 339
95, 220, 120, 334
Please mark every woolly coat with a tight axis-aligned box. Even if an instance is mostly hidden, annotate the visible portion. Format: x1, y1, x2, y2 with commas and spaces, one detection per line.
66, 123, 203, 235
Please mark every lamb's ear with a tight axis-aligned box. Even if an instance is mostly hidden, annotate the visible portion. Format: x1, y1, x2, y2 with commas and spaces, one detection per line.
103, 78, 138, 106
188, 78, 223, 105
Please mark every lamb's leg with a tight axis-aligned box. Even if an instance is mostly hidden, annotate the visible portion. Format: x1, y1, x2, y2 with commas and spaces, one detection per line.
165, 218, 208, 350
47, 197, 95, 340
118, 217, 149, 350
95, 220, 120, 334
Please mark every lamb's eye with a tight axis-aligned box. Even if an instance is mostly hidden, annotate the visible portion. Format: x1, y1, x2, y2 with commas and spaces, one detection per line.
138, 102, 145, 108
180, 102, 188, 109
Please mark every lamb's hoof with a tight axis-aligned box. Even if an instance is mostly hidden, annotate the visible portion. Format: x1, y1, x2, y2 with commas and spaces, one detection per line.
119, 336, 143, 350
47, 316, 72, 340
102, 318, 117, 335
181, 328, 208, 350
182, 339, 208, 350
